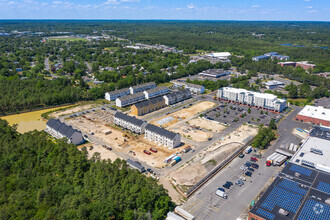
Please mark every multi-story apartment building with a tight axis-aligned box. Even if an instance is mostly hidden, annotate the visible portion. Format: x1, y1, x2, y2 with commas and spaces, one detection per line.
113, 112, 147, 134
45, 119, 84, 145
145, 124, 181, 149
131, 96, 166, 116
115, 92, 146, 108
143, 86, 170, 99
163, 89, 192, 105
129, 82, 156, 94
217, 87, 286, 112
105, 88, 130, 101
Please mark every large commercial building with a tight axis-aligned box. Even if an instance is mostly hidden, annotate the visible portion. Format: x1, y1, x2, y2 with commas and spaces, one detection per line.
113, 112, 147, 134
296, 61, 316, 70
45, 119, 84, 145
249, 162, 330, 220
143, 86, 170, 99
198, 69, 231, 78
217, 87, 287, 112
163, 89, 192, 105
253, 52, 290, 61
145, 124, 181, 149
296, 105, 330, 127
131, 96, 166, 116
129, 82, 156, 94
115, 92, 146, 108
105, 88, 130, 101
207, 52, 231, 60
264, 80, 285, 90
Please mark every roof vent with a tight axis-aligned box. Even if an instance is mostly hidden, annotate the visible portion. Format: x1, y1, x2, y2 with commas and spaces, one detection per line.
310, 148, 323, 155
278, 208, 289, 216
301, 160, 315, 167
295, 172, 301, 177
325, 198, 330, 205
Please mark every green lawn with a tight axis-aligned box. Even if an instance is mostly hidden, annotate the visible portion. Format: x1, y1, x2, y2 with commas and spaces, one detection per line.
48, 37, 88, 42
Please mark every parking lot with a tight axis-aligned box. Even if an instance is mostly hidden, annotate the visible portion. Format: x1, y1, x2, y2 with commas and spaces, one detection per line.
204, 100, 280, 127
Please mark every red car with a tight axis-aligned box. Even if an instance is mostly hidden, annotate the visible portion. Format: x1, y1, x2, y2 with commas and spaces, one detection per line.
143, 150, 151, 155
250, 157, 258, 162
150, 148, 158, 153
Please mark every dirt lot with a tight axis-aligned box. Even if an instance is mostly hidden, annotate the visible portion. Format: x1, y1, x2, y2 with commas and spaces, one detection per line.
50, 103, 101, 118
170, 124, 212, 142
187, 118, 226, 132
170, 125, 258, 186
152, 101, 216, 128
78, 143, 121, 162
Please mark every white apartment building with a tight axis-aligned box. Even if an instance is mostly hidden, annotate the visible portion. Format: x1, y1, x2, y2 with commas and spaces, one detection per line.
185, 83, 205, 94
145, 124, 181, 149
113, 112, 147, 134
129, 82, 156, 94
217, 87, 286, 112
143, 86, 170, 99
105, 88, 130, 101
115, 92, 146, 107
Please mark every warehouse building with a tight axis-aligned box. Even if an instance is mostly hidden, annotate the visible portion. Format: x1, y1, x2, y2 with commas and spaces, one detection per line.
296, 105, 330, 127
115, 92, 146, 107
217, 87, 287, 112
45, 119, 84, 145
129, 82, 156, 94
163, 89, 192, 105
249, 162, 330, 220
113, 112, 147, 134
198, 69, 231, 78
145, 124, 181, 149
253, 52, 290, 62
143, 86, 170, 99
207, 52, 231, 60
131, 96, 166, 116
105, 88, 130, 101
264, 80, 285, 89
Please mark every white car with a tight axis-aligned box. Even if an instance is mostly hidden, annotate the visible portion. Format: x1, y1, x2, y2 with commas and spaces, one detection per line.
240, 165, 247, 171
240, 176, 246, 181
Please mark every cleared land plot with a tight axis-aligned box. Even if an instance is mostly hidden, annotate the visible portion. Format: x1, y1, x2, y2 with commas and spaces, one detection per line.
170, 125, 257, 187
50, 103, 102, 118
152, 101, 216, 127
78, 143, 121, 162
187, 118, 226, 132
170, 124, 212, 142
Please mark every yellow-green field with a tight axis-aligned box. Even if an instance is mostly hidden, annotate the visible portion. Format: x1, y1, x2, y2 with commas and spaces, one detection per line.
48, 37, 88, 42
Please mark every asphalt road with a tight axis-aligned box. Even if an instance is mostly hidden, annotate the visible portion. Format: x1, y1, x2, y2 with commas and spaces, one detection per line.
181, 106, 313, 220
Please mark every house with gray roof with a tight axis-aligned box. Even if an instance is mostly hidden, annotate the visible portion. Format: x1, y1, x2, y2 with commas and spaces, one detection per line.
113, 112, 147, 134
129, 82, 156, 94
145, 124, 181, 149
115, 92, 146, 107
143, 86, 170, 99
45, 119, 84, 145
105, 88, 130, 101
163, 89, 191, 105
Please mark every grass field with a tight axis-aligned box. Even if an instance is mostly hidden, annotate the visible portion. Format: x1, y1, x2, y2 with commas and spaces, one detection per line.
287, 98, 313, 106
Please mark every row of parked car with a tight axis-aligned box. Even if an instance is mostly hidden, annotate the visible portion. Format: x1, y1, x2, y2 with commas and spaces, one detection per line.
240, 157, 259, 177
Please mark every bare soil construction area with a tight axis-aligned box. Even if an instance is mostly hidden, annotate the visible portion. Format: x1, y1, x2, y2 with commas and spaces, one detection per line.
50, 103, 102, 118
78, 143, 121, 162
170, 124, 212, 142
187, 118, 226, 133
152, 101, 216, 127
170, 125, 258, 187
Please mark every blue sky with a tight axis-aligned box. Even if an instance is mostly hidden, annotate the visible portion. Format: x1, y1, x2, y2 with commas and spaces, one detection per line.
0, 0, 329, 21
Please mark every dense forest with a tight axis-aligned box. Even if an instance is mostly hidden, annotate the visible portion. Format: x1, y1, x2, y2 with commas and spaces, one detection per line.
0, 119, 173, 219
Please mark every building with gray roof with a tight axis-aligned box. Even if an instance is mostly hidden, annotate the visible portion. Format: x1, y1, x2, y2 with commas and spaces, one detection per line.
45, 119, 84, 145
126, 159, 145, 173
163, 89, 192, 105
115, 92, 146, 107
129, 82, 156, 94
113, 112, 147, 134
145, 124, 181, 149
105, 88, 130, 101
143, 86, 170, 99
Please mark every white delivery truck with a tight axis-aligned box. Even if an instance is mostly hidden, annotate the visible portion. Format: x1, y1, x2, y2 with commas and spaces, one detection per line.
216, 190, 227, 199
245, 146, 252, 154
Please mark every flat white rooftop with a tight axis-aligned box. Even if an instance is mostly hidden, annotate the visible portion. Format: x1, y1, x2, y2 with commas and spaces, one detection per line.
208, 52, 231, 57
291, 136, 330, 173
221, 87, 283, 100
297, 105, 330, 122
265, 80, 285, 86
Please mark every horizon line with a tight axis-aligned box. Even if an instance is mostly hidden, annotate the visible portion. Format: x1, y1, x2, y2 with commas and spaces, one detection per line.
0, 19, 329, 22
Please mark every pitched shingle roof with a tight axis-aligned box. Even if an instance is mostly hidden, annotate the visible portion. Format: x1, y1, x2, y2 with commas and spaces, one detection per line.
143, 86, 169, 94
107, 88, 130, 96
134, 96, 164, 109
46, 119, 83, 145
145, 124, 178, 140
130, 82, 156, 90
114, 112, 146, 126
117, 92, 145, 102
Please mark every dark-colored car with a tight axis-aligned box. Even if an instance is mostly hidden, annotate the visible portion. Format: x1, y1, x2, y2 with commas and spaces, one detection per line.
218, 188, 225, 192
252, 163, 259, 169
245, 162, 252, 167
226, 181, 233, 186
147, 168, 154, 174
223, 184, 230, 189
245, 171, 252, 177
238, 153, 245, 158
248, 167, 255, 172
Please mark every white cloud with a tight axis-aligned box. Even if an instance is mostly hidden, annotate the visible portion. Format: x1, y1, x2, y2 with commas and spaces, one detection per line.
304, 0, 311, 2
187, 3, 195, 9
251, 5, 260, 9
308, 10, 318, 13
305, 6, 312, 8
